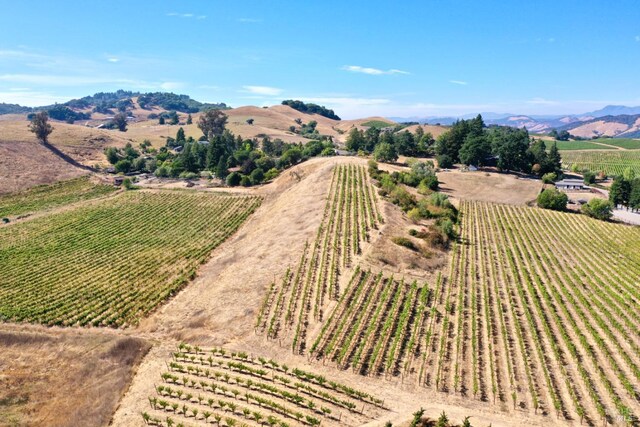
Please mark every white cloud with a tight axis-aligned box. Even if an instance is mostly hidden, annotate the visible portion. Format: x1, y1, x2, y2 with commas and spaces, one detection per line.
242, 85, 283, 96
160, 81, 185, 90
0, 90, 71, 106
166, 12, 205, 19
237, 18, 262, 23
548, 37, 556, 43
527, 97, 558, 105
635, 35, 640, 42
342, 65, 409, 75
449, 80, 468, 85
107, 57, 119, 63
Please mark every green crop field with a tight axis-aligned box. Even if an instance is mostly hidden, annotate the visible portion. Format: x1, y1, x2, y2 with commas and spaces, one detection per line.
305, 200, 640, 424
589, 138, 640, 150
0, 190, 261, 327
0, 176, 116, 218
552, 141, 616, 151
560, 150, 640, 176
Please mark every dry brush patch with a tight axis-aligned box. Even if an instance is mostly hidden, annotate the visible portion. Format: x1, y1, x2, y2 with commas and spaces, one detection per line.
0, 325, 150, 427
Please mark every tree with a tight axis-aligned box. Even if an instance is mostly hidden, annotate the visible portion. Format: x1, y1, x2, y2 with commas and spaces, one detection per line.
226, 172, 241, 186
459, 134, 490, 166
113, 113, 128, 132
115, 159, 132, 173
28, 111, 54, 144
198, 109, 228, 139
246, 118, 254, 125
346, 128, 365, 152
583, 171, 596, 185
169, 111, 179, 125
542, 172, 557, 184
609, 177, 630, 207
547, 142, 562, 173
373, 141, 398, 163
581, 198, 613, 220
186, 113, 193, 125
176, 127, 186, 143
159, 116, 165, 125
490, 127, 532, 172
436, 154, 453, 169
623, 167, 636, 181
250, 168, 265, 184
629, 178, 640, 210
537, 188, 568, 211
105, 147, 119, 164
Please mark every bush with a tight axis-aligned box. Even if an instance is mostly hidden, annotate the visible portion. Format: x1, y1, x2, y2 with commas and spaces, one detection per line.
115, 159, 132, 173
250, 168, 265, 185
226, 172, 241, 186
419, 176, 439, 192
179, 171, 198, 180
537, 188, 568, 211
542, 172, 557, 184
581, 198, 613, 220
436, 154, 453, 169
391, 236, 418, 251
583, 171, 596, 185
240, 175, 252, 187
320, 147, 335, 156
264, 168, 280, 181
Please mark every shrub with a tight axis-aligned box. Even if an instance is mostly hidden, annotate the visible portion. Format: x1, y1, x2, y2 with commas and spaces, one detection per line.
115, 159, 132, 173
436, 154, 453, 169
240, 175, 252, 187
250, 168, 265, 185
419, 175, 439, 192
264, 168, 280, 181
391, 236, 418, 251
583, 171, 596, 185
537, 188, 568, 211
179, 171, 198, 180
542, 172, 557, 184
226, 172, 241, 186
581, 198, 613, 220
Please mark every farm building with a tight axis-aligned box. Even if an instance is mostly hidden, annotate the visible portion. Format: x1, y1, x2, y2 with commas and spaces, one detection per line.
555, 179, 587, 191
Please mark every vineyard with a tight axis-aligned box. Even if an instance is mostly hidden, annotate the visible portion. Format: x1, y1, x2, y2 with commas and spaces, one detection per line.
302, 199, 640, 424
560, 150, 640, 176
429, 201, 640, 424
255, 164, 382, 354
142, 344, 386, 427
0, 176, 115, 218
310, 267, 440, 381
0, 191, 261, 327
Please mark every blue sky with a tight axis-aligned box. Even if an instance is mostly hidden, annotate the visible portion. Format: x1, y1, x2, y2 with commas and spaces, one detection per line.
1, 0, 639, 118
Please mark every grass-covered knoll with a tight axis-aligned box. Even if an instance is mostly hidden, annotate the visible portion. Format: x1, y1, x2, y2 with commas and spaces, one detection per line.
552, 140, 617, 150
0, 176, 115, 218
361, 119, 395, 129
0, 191, 261, 327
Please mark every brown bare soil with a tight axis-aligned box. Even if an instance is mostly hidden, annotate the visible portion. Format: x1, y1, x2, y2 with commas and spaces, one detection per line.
438, 169, 543, 205
0, 141, 87, 195
0, 325, 150, 427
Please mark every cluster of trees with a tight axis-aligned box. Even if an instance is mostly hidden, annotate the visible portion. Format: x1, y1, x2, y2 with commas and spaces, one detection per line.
435, 115, 562, 175
104, 110, 336, 187
549, 129, 571, 141
136, 92, 228, 112
368, 160, 457, 249
281, 100, 341, 120
537, 187, 614, 220
346, 126, 436, 161
105, 143, 152, 173
27, 105, 90, 124
609, 170, 640, 210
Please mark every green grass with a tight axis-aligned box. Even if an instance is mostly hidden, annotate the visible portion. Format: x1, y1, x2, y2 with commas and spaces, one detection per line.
561, 150, 640, 176
0, 191, 261, 327
589, 138, 640, 149
0, 176, 116, 218
552, 140, 617, 150
361, 120, 395, 129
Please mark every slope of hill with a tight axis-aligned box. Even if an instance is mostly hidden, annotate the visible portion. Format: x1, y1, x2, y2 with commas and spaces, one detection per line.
560, 114, 640, 138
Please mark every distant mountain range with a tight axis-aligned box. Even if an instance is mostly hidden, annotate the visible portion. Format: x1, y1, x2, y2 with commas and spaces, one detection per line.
391, 105, 640, 138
